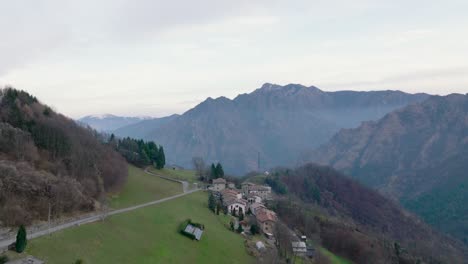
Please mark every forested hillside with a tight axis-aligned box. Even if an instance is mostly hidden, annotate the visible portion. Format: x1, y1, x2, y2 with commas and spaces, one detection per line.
261, 164, 467, 263
311, 94, 468, 244
0, 88, 128, 226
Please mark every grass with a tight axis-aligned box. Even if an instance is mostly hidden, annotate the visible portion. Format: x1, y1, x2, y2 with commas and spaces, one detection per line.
320, 247, 353, 264
23, 191, 253, 264
149, 167, 198, 183
109, 165, 182, 209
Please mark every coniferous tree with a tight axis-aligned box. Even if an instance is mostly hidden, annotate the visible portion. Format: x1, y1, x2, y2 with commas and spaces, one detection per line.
210, 163, 216, 179
157, 146, 166, 169
15, 225, 27, 253
208, 193, 216, 212
239, 211, 244, 221
237, 224, 244, 233
215, 163, 224, 178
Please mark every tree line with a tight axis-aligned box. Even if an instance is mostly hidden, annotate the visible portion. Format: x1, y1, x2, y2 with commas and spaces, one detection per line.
192, 157, 228, 182
108, 134, 166, 169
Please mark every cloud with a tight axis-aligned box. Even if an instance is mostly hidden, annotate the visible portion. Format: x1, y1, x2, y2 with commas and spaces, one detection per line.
1, 0, 467, 117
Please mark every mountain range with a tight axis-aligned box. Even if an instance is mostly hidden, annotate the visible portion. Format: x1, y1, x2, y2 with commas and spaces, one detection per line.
78, 114, 151, 132
102, 83, 428, 174
311, 93, 468, 244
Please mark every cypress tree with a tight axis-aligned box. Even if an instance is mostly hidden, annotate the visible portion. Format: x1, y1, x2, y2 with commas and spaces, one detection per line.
158, 146, 166, 169
210, 164, 216, 179
15, 225, 27, 253
208, 193, 216, 212
215, 163, 224, 178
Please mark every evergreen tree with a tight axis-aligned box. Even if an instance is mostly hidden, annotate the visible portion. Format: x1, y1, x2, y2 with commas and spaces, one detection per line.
215, 163, 224, 178
208, 193, 216, 212
157, 146, 166, 169
237, 224, 244, 233
250, 224, 259, 235
210, 164, 216, 179
15, 225, 27, 253
239, 211, 244, 221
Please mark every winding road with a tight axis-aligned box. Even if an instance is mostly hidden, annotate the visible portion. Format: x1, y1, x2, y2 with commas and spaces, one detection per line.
0, 170, 201, 252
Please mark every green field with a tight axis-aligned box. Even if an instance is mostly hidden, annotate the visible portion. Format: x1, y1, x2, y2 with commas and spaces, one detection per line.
24, 191, 253, 264
320, 248, 353, 264
149, 167, 199, 183
110, 166, 182, 209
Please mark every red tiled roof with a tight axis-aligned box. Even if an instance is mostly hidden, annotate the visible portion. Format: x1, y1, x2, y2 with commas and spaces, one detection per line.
256, 208, 277, 223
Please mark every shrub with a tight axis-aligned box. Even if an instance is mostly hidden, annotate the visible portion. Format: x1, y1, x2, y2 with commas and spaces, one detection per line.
250, 224, 260, 235
15, 225, 27, 253
0, 255, 9, 264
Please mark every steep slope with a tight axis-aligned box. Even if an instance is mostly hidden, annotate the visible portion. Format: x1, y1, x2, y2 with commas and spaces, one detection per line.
266, 163, 467, 263
0, 88, 128, 226
118, 83, 428, 174
113, 114, 179, 139
311, 94, 468, 243
78, 114, 150, 132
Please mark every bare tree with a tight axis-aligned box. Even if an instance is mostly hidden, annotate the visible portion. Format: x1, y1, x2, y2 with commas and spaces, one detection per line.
274, 221, 294, 260
192, 156, 206, 179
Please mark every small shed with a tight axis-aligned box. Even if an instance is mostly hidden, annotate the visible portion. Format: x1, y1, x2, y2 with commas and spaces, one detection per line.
184, 224, 204, 241
292, 241, 307, 255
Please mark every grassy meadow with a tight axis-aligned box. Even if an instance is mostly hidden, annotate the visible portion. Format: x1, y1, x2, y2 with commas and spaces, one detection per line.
13, 166, 253, 264
109, 165, 182, 209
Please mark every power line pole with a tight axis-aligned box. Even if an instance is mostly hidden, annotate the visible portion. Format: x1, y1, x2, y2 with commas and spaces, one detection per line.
258, 152, 260, 172
48, 201, 51, 236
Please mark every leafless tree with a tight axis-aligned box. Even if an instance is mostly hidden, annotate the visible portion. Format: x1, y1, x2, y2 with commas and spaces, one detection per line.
192, 156, 206, 179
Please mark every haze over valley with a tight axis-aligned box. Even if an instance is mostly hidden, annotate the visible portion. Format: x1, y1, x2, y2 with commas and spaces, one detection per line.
1, 1, 467, 263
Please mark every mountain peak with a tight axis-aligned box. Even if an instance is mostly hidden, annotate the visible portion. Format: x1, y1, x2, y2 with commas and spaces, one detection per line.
255, 83, 322, 94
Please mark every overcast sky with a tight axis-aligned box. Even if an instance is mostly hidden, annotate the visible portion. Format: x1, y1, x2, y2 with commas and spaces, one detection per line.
1, 0, 467, 118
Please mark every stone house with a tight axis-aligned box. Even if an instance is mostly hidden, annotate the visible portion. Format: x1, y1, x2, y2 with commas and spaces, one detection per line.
225, 198, 247, 215
241, 182, 271, 200
212, 178, 226, 192
255, 208, 277, 236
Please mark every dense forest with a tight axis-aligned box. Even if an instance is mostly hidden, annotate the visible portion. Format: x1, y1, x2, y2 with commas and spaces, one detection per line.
260, 164, 467, 263
108, 134, 165, 169
0, 88, 128, 226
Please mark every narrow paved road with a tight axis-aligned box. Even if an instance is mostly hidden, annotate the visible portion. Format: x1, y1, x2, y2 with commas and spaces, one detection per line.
144, 167, 191, 193
0, 172, 200, 251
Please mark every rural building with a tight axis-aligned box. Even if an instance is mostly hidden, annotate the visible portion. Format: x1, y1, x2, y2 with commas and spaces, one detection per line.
256, 208, 277, 236
212, 178, 227, 191
249, 202, 266, 216
292, 241, 307, 256
183, 224, 204, 241
225, 198, 247, 215
239, 219, 251, 231
246, 194, 262, 204
221, 189, 242, 200
241, 182, 271, 200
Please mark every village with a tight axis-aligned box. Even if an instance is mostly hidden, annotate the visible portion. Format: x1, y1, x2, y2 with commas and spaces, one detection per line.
207, 177, 316, 261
